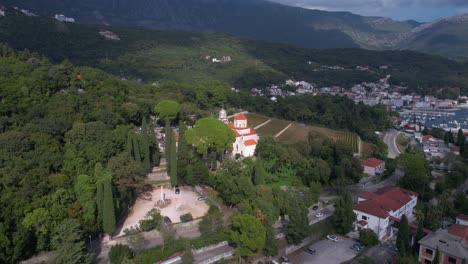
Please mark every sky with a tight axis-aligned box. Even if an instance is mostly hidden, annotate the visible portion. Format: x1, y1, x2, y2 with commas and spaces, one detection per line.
269, 0, 468, 22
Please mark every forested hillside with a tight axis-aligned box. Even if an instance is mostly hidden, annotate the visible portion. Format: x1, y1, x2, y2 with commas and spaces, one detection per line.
1, 12, 468, 96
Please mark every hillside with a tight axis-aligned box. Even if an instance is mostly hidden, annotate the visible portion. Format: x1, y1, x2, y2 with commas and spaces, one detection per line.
398, 14, 468, 58
1, 12, 468, 95
4, 0, 468, 57
0, 0, 417, 50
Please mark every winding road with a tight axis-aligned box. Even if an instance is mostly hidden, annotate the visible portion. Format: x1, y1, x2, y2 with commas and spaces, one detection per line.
383, 129, 401, 159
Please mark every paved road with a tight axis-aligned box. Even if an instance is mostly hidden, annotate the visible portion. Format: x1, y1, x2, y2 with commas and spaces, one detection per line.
344, 168, 404, 200
383, 129, 401, 159
307, 204, 335, 225
194, 244, 234, 264
289, 236, 358, 264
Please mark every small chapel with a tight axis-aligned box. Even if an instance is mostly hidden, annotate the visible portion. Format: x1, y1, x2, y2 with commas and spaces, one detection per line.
219, 109, 259, 157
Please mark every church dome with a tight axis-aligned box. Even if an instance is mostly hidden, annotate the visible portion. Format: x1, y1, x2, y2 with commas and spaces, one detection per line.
219, 109, 227, 118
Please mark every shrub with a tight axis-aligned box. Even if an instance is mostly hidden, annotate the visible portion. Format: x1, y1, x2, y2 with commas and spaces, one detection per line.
109, 244, 133, 264
139, 209, 162, 231
180, 213, 193, 222
359, 229, 379, 246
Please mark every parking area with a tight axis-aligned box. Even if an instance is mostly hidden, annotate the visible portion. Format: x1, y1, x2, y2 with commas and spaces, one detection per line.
289, 236, 358, 264
364, 240, 397, 264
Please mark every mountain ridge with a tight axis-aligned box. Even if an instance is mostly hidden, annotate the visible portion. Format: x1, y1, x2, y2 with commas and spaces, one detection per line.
1, 0, 467, 57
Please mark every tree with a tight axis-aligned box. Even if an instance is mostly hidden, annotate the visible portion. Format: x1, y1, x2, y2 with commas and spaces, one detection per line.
185, 117, 235, 155
154, 100, 180, 121
109, 244, 133, 264
457, 129, 465, 147
284, 192, 309, 244
181, 240, 193, 264
230, 214, 266, 258
359, 229, 379, 246
177, 122, 191, 182
108, 152, 146, 193
160, 224, 176, 249
169, 128, 178, 186
74, 174, 97, 227
51, 219, 91, 264
199, 205, 223, 234
138, 209, 162, 232
398, 152, 431, 195
141, 117, 152, 172
397, 214, 410, 256
132, 135, 141, 163
413, 220, 425, 254
263, 224, 278, 256
434, 247, 440, 264
253, 159, 265, 185
333, 191, 356, 234
102, 172, 116, 235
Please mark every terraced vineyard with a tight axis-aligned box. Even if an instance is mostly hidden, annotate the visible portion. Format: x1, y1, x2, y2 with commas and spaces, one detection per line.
277, 123, 361, 153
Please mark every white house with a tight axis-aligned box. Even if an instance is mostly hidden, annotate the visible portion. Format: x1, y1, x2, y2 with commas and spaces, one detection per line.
353, 186, 418, 240
361, 158, 385, 176
54, 14, 75, 23
456, 214, 468, 226
219, 110, 259, 157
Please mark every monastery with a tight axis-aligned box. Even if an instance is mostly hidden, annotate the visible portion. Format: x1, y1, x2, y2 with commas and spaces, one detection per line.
219, 110, 259, 157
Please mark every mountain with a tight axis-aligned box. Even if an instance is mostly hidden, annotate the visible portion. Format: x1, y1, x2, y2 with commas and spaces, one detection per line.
1, 0, 421, 51
397, 14, 468, 58
1, 11, 467, 97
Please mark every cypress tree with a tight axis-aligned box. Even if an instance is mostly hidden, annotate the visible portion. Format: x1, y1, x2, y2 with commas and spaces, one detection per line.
253, 159, 265, 185
94, 163, 105, 224
333, 191, 356, 234
102, 171, 116, 235
177, 122, 190, 181
141, 117, 152, 172
166, 126, 173, 176
413, 220, 424, 254
126, 133, 134, 160
397, 214, 410, 256
169, 128, 178, 187
457, 129, 465, 147
448, 130, 454, 144
133, 135, 141, 162
165, 119, 171, 161
434, 247, 440, 264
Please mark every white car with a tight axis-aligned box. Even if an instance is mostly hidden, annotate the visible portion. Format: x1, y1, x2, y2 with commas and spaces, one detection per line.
327, 235, 339, 242
315, 212, 324, 218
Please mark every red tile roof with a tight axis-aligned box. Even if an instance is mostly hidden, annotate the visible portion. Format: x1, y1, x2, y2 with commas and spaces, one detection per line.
354, 187, 418, 219
234, 113, 247, 120
457, 214, 468, 221
361, 158, 384, 168
244, 139, 257, 146
448, 224, 468, 239
357, 220, 368, 226
422, 135, 439, 142
353, 200, 390, 218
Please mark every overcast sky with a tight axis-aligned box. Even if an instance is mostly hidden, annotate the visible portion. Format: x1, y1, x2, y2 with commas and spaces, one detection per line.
269, 0, 468, 22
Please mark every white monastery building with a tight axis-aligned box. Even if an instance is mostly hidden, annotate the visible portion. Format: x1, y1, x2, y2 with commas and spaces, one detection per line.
353, 186, 418, 240
219, 110, 259, 157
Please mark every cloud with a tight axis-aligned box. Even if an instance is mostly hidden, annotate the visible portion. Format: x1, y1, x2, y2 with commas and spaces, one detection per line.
268, 0, 468, 21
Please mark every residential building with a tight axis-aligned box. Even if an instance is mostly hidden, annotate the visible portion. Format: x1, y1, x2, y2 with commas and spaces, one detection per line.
54, 14, 75, 23
353, 187, 418, 240
418, 229, 467, 264
456, 214, 468, 226
361, 158, 385, 176
219, 111, 259, 157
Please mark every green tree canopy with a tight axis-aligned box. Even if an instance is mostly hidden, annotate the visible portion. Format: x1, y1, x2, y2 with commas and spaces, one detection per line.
185, 117, 235, 154
154, 100, 180, 121
230, 214, 266, 258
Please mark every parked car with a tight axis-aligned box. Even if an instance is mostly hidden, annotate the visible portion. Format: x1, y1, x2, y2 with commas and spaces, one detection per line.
327, 235, 339, 242
279, 256, 291, 264
304, 247, 316, 255
197, 195, 208, 201
351, 243, 365, 251
315, 212, 324, 218
175, 185, 180, 194
312, 205, 319, 210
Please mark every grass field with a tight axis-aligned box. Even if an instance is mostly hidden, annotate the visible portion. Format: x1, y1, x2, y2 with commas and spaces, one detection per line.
256, 119, 291, 137
246, 113, 270, 128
